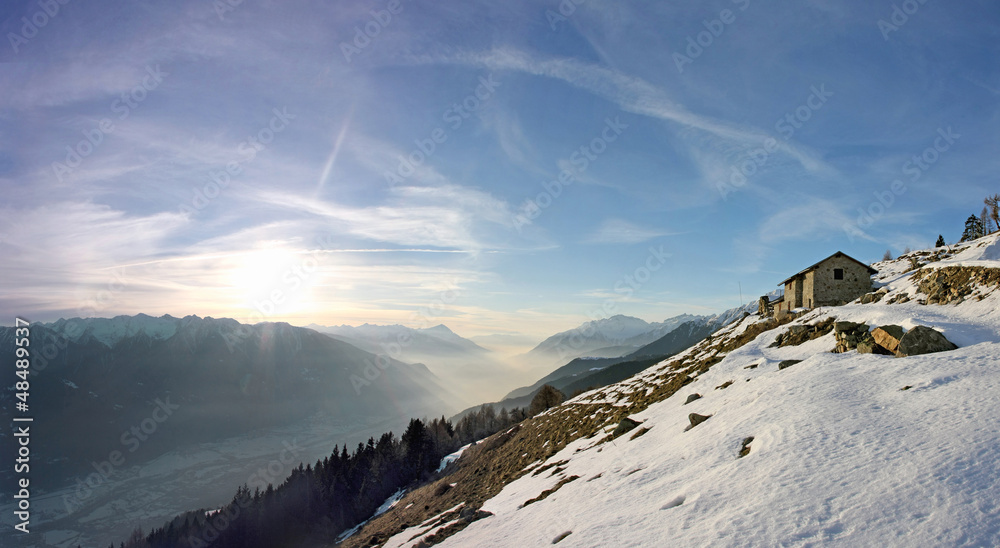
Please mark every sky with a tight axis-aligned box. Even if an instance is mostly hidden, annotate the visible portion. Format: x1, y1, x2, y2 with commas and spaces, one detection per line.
1, 0, 998, 352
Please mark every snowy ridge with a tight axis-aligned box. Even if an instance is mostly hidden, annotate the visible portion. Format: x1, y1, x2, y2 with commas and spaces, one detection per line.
45, 313, 180, 347
370, 236, 1000, 547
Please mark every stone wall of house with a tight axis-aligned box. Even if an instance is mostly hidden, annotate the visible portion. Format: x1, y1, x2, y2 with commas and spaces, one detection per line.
783, 278, 804, 309
810, 255, 873, 306
803, 271, 816, 308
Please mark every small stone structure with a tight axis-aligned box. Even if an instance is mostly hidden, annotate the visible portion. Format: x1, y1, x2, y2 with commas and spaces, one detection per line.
773, 252, 877, 315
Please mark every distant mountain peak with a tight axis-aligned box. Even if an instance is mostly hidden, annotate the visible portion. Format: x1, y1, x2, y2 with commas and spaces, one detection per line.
423, 324, 456, 334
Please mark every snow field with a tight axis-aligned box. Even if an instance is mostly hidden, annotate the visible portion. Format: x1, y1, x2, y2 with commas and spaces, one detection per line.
435, 278, 1000, 546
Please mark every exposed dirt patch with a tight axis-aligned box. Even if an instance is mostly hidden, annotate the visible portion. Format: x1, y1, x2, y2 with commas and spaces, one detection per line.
522, 475, 580, 508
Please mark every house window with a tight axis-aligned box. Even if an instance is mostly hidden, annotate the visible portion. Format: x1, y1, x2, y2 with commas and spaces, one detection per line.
833, 268, 844, 280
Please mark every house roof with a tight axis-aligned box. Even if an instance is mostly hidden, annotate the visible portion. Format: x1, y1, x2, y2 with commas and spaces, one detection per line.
777, 251, 878, 286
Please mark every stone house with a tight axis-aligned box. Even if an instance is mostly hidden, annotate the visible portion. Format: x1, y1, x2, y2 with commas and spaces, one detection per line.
772, 252, 876, 315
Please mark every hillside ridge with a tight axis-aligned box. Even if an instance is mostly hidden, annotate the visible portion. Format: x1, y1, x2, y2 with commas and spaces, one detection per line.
338, 234, 1000, 548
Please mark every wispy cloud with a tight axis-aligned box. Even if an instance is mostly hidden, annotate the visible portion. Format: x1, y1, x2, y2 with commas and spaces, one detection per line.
250, 184, 517, 251
426, 48, 833, 175
584, 218, 676, 244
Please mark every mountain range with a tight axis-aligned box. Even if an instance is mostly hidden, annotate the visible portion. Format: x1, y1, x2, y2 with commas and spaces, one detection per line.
308, 322, 518, 406
454, 303, 765, 421
0, 314, 453, 491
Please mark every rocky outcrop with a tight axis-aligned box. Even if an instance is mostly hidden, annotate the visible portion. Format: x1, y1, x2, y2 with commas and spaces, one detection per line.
859, 288, 888, 304
895, 326, 958, 357
771, 318, 835, 347
914, 266, 1000, 305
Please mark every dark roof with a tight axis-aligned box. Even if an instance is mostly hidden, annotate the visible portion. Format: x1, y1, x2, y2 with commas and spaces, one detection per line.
777, 251, 878, 286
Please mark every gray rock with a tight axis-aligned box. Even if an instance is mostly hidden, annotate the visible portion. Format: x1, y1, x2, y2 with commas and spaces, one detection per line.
778, 359, 802, 370
685, 413, 711, 431
856, 340, 891, 355
896, 326, 958, 357
788, 325, 810, 336
613, 417, 642, 437
834, 321, 860, 333
684, 393, 702, 405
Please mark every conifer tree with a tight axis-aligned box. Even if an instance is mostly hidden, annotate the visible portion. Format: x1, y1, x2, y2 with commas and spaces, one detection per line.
961, 214, 984, 242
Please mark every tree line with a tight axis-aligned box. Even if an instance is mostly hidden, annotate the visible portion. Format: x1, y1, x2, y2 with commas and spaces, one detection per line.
883, 193, 1000, 260
959, 193, 1000, 242
103, 401, 542, 548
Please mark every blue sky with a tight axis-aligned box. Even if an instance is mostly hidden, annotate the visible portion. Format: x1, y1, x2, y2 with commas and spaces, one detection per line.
1, 0, 998, 351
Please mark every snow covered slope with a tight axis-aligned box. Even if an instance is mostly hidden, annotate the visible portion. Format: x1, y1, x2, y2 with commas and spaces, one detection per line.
349, 235, 1000, 548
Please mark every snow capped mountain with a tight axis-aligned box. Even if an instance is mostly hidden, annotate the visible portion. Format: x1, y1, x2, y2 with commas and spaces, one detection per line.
521, 301, 777, 367
46, 313, 181, 347
522, 313, 712, 365
311, 322, 490, 357
341, 234, 1000, 547
309, 322, 517, 405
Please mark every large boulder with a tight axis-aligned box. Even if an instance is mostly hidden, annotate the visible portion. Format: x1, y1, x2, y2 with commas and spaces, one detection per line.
895, 326, 958, 357
872, 325, 905, 353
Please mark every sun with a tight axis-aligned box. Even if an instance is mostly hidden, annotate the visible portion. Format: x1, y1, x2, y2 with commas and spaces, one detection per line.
228, 245, 301, 301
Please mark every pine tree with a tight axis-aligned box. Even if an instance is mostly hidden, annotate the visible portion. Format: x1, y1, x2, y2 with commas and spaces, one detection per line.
935, 235, 946, 247
961, 214, 984, 242
882, 249, 893, 261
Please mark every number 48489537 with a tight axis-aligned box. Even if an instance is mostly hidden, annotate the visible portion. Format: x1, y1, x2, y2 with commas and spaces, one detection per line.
14, 318, 29, 402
